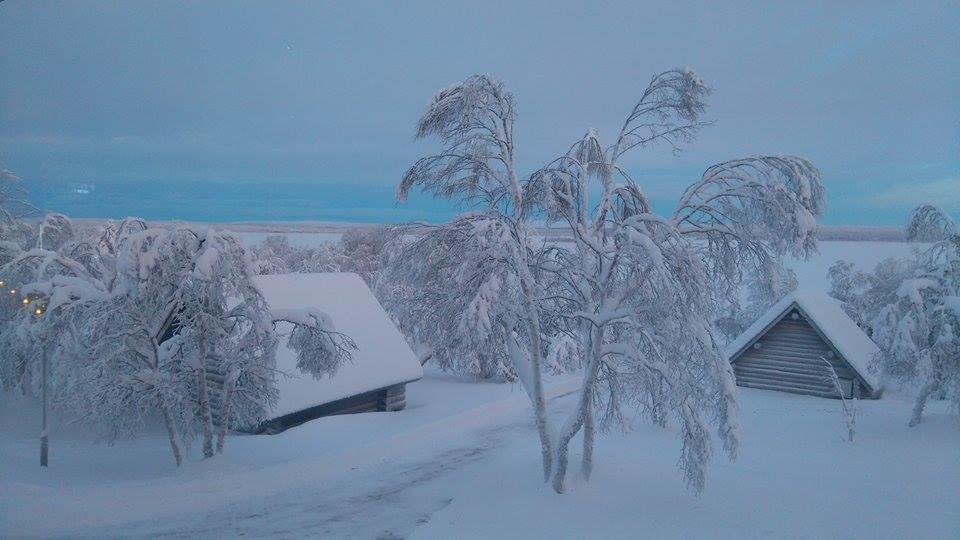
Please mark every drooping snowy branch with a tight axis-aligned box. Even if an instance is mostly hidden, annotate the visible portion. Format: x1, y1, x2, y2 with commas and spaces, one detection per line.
272, 307, 355, 380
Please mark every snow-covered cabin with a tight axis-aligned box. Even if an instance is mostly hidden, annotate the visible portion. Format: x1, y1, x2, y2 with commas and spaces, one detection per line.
252, 273, 423, 433
726, 291, 882, 399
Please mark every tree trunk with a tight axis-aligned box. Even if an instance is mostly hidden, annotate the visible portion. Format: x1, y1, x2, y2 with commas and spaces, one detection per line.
908, 378, 940, 427
216, 369, 238, 454
195, 340, 215, 458
508, 245, 555, 482
552, 329, 603, 493
160, 401, 184, 467
581, 388, 595, 481
522, 291, 554, 482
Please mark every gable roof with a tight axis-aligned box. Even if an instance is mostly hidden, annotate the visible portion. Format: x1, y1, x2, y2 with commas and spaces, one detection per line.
725, 290, 881, 393
253, 272, 423, 418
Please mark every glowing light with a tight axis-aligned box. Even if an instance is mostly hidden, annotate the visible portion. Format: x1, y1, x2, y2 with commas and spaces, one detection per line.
34, 308, 43, 316
0, 280, 5, 287
22, 298, 30, 305
8, 289, 15, 295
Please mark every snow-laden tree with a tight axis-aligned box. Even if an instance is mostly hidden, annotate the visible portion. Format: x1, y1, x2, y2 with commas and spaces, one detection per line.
394, 74, 556, 476
870, 204, 960, 425
2, 218, 353, 465
178, 230, 353, 457
337, 226, 394, 286
0, 158, 37, 230
397, 70, 825, 493
384, 215, 527, 380
253, 226, 395, 289
828, 257, 912, 335
525, 71, 825, 492
178, 231, 265, 458
716, 256, 799, 342
0, 212, 111, 395
113, 226, 353, 459
252, 235, 339, 276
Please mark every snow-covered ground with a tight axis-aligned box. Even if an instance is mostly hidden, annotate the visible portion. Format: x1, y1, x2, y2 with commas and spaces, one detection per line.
2, 372, 957, 538
2, 236, 956, 539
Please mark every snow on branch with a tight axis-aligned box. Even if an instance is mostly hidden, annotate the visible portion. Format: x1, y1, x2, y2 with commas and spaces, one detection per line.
273, 307, 356, 380
612, 68, 712, 158
398, 74, 521, 210
906, 204, 957, 243
673, 156, 824, 258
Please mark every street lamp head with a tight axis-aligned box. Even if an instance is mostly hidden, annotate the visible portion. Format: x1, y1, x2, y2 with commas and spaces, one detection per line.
22, 297, 30, 305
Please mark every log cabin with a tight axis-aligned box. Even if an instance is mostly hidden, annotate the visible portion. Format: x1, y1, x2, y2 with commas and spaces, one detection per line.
726, 290, 882, 399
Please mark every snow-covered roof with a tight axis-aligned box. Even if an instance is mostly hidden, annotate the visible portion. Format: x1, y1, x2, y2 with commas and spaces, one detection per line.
725, 290, 881, 392
253, 273, 423, 418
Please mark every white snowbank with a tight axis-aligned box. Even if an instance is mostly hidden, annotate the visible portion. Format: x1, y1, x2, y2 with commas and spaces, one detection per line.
253, 273, 423, 418
726, 289, 882, 392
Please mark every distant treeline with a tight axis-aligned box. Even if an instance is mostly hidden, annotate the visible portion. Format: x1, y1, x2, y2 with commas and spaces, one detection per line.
66, 218, 908, 242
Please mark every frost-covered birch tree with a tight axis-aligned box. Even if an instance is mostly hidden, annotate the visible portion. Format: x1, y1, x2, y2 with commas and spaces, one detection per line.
393, 74, 556, 478
397, 69, 825, 494
526, 70, 825, 492
0, 158, 37, 229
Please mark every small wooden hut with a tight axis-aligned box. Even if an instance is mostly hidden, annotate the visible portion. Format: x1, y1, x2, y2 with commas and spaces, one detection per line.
726, 291, 882, 399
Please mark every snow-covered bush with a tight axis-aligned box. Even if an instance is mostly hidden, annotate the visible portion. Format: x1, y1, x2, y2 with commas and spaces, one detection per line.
397, 70, 825, 493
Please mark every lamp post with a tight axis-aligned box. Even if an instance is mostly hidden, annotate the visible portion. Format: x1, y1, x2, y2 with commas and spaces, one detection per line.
1, 282, 49, 467
29, 296, 49, 468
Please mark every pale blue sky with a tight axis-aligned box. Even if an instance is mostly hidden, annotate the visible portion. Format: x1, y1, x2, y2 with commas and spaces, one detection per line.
1, 1, 957, 224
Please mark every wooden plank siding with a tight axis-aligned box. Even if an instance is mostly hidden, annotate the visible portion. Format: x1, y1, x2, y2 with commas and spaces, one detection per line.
732, 308, 867, 399
253, 382, 411, 434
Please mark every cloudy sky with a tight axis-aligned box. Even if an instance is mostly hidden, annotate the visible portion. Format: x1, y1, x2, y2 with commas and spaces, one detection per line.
1, 1, 957, 224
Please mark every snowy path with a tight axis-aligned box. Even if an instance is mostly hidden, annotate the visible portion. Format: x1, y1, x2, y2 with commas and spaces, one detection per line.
83, 394, 574, 539
2, 379, 579, 539
136, 415, 531, 539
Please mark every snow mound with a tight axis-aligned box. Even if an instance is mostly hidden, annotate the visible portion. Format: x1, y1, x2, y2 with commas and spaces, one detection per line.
726, 289, 881, 392
253, 273, 423, 418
